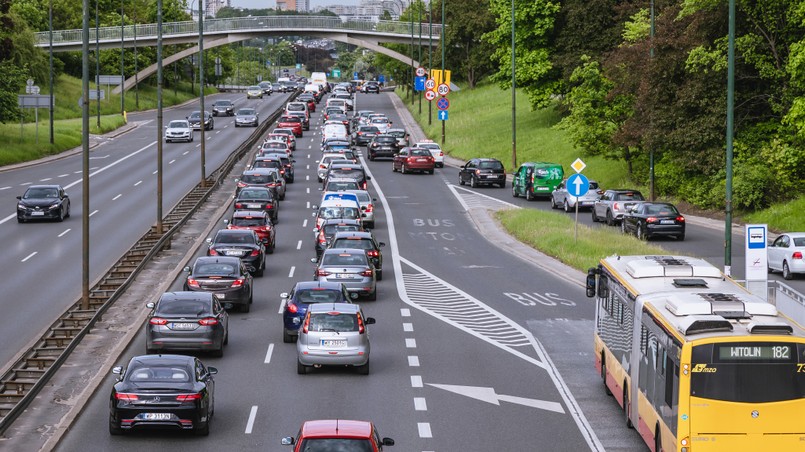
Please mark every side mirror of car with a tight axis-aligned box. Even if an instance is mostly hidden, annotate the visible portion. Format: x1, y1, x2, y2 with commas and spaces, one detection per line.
366, 176, 372, 180
378, 242, 386, 247
381, 438, 395, 446
311, 205, 318, 210
146, 302, 155, 309
585, 268, 597, 298
16, 195, 21, 200
280, 292, 289, 299
112, 366, 123, 375
364, 317, 376, 325
281, 437, 295, 446
183, 266, 191, 273
207, 367, 218, 376
223, 219, 229, 225
205, 238, 212, 244
310, 257, 318, 263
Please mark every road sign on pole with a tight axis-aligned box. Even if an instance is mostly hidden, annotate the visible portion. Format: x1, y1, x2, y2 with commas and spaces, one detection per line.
566, 173, 590, 197
414, 76, 426, 91
415, 66, 426, 77
438, 110, 448, 121
425, 79, 436, 91
437, 83, 450, 96
436, 97, 450, 110
424, 90, 436, 101
571, 158, 586, 173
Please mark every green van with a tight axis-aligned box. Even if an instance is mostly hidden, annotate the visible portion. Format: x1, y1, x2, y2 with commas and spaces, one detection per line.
511, 162, 564, 200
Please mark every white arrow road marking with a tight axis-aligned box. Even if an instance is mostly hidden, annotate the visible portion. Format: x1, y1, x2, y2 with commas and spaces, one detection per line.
428, 383, 565, 414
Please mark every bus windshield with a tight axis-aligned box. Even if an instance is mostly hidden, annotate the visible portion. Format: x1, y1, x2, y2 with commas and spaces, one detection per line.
690, 342, 805, 403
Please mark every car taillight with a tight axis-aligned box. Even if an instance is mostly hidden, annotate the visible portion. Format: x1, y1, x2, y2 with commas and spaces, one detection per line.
209, 249, 218, 256
318, 233, 327, 244
235, 203, 244, 209
149, 317, 168, 325
439, 151, 443, 156
357, 314, 365, 334
176, 393, 202, 402
237, 182, 247, 188
361, 269, 373, 277
115, 393, 139, 401
266, 203, 273, 208
316, 269, 331, 277
280, 169, 286, 174
613, 202, 620, 210
187, 278, 200, 288
319, 164, 326, 169
302, 314, 310, 333
198, 318, 218, 326
250, 250, 260, 256
792, 252, 803, 260
362, 181, 367, 190
231, 278, 245, 288
646, 217, 658, 224
287, 302, 298, 313
676, 216, 685, 222
367, 250, 379, 258
365, 204, 373, 213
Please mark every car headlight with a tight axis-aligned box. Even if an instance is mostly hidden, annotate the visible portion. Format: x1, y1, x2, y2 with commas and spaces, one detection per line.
18, 203, 26, 209
49, 203, 60, 210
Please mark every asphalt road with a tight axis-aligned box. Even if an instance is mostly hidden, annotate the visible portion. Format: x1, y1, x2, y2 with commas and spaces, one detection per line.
0, 91, 292, 369
53, 92, 646, 451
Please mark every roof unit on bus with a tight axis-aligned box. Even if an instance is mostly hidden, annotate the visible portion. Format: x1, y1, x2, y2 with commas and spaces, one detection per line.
676, 316, 734, 335
625, 256, 722, 279
746, 322, 794, 335
664, 292, 778, 319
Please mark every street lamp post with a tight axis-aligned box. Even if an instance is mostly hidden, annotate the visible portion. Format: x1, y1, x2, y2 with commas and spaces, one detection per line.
199, 0, 207, 186
120, 0, 125, 116
95, 0, 100, 129
418, 2, 422, 115
724, 0, 735, 276
156, 0, 164, 234
428, 5, 432, 126
511, 0, 516, 169
81, 0, 90, 311
649, 0, 655, 201
49, 0, 54, 144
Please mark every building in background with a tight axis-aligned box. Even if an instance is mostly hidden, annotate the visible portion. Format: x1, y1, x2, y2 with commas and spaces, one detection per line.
316, 0, 412, 21
276, 0, 297, 11
295, 0, 310, 12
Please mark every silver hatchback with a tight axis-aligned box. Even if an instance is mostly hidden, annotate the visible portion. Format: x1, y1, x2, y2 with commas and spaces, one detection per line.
296, 303, 375, 375
312, 248, 377, 300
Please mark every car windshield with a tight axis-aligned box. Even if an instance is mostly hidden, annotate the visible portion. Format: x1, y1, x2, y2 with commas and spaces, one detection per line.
168, 121, 189, 128
371, 118, 389, 124
589, 181, 599, 190
322, 156, 347, 165
214, 101, 231, 106
238, 189, 271, 200
237, 109, 255, 115
479, 161, 504, 170
194, 262, 237, 276
155, 299, 212, 316
189, 112, 201, 119
307, 313, 360, 333
253, 161, 280, 169
644, 204, 679, 215
325, 181, 360, 191
127, 364, 192, 383
281, 117, 301, 123
411, 149, 431, 157
287, 103, 305, 111
374, 136, 396, 144
216, 232, 255, 244
359, 126, 379, 133
615, 192, 645, 201
248, 86, 260, 91
333, 238, 374, 250
388, 130, 406, 138
318, 207, 359, 220
295, 289, 344, 304
330, 169, 363, 179
418, 143, 439, 150
24, 187, 59, 198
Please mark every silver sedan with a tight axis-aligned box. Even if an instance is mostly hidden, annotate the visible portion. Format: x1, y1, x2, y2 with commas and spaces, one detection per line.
312, 249, 377, 300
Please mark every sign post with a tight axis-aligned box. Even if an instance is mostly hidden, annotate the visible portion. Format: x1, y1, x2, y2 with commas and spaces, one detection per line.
745, 224, 768, 300
567, 158, 589, 242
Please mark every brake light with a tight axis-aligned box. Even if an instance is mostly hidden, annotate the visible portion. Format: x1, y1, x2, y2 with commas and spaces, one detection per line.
302, 314, 310, 333
198, 318, 218, 326
316, 269, 331, 277
357, 314, 365, 334
676, 216, 685, 222
287, 302, 298, 313
362, 181, 367, 190
235, 203, 244, 209
793, 252, 803, 260
115, 393, 139, 401
231, 278, 245, 288
209, 249, 218, 256
318, 232, 327, 244
250, 250, 260, 256
237, 182, 247, 188
149, 317, 168, 325
187, 278, 200, 288
361, 269, 373, 277
613, 202, 620, 210
439, 151, 443, 156
646, 217, 658, 224
176, 393, 202, 401
266, 203, 273, 208
367, 250, 379, 258
365, 204, 373, 213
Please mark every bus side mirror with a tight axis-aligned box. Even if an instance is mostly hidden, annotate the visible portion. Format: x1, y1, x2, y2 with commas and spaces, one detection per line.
585, 268, 597, 298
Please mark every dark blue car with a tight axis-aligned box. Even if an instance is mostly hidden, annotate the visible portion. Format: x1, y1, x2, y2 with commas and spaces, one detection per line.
281, 281, 356, 343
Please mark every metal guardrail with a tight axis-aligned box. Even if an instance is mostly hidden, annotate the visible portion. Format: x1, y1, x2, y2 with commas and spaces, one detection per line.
34, 16, 442, 47
768, 280, 805, 328
0, 96, 289, 435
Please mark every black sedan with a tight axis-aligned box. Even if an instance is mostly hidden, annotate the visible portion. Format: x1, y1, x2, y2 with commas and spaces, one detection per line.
187, 111, 214, 130
234, 186, 279, 224
211, 99, 234, 116
458, 158, 506, 188
184, 256, 253, 312
620, 202, 686, 241
109, 354, 217, 436
144, 292, 229, 356
16, 184, 71, 222
206, 229, 266, 276
367, 134, 400, 160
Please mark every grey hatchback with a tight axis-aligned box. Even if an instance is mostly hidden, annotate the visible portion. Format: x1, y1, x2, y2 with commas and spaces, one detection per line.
145, 292, 229, 357
312, 248, 377, 300
296, 303, 375, 375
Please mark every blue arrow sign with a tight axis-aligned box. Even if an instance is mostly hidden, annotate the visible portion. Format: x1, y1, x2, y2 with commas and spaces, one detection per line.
566, 173, 589, 197
438, 110, 448, 121
414, 76, 426, 91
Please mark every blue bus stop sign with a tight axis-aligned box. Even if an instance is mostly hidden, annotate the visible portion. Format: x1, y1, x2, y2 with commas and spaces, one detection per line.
566, 173, 590, 197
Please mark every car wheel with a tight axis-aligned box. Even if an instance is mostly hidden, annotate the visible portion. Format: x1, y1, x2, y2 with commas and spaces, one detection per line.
297, 360, 309, 375
564, 200, 571, 213
525, 188, 534, 202
267, 240, 275, 254
223, 330, 229, 345
783, 261, 793, 280
240, 301, 251, 313
255, 261, 265, 277
190, 135, 194, 142
459, 174, 465, 185
65, 203, 70, 218
356, 359, 370, 375
591, 208, 600, 222
550, 196, 557, 209
677, 233, 685, 241
637, 225, 648, 241
401, 164, 408, 174
470, 176, 477, 188
146, 347, 156, 354
283, 330, 295, 343
376, 269, 383, 281
498, 180, 505, 188
606, 210, 615, 226
17, 216, 24, 223
194, 419, 210, 436
109, 418, 124, 436
601, 352, 612, 396
624, 386, 633, 429
429, 169, 435, 175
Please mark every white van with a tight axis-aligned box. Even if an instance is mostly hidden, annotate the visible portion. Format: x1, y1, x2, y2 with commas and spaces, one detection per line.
312, 198, 362, 234
311, 72, 327, 88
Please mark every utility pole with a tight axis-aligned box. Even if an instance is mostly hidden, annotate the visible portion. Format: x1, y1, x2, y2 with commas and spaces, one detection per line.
199, 0, 207, 187
49, 0, 54, 144
156, 0, 164, 234
428, 5, 432, 126
121, 1, 125, 116
81, 0, 90, 311
418, 3, 422, 115
649, 0, 655, 201
95, 0, 100, 129
724, 0, 735, 276
510, 0, 516, 169
441, 0, 445, 145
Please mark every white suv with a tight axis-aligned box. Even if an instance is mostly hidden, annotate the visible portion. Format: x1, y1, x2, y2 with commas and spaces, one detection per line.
415, 141, 444, 168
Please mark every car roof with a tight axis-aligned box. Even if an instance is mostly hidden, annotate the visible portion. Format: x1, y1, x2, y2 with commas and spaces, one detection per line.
26, 184, 62, 190
332, 231, 374, 240
194, 256, 241, 265
232, 210, 267, 218
322, 248, 365, 256
320, 218, 363, 226
300, 420, 373, 438
216, 228, 254, 236
159, 291, 214, 302
127, 354, 195, 367
294, 281, 346, 291
307, 303, 361, 315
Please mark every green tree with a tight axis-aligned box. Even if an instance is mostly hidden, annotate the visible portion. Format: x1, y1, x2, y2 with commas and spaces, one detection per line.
432, 0, 495, 88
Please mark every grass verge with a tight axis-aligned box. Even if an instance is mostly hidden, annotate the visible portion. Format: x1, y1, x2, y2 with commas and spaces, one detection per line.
495, 208, 670, 272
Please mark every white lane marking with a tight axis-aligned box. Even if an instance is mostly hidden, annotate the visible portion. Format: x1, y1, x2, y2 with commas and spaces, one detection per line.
264, 344, 274, 364
58, 229, 71, 237
414, 397, 427, 411
20, 182, 32, 186
296, 240, 302, 250
403, 323, 413, 332
40, 178, 52, 181
0, 186, 10, 190
61, 141, 157, 191
113, 194, 122, 201
278, 298, 287, 314
401, 308, 411, 317
245, 406, 258, 434
362, 139, 604, 451
183, 151, 189, 155
74, 170, 82, 174
58, 174, 69, 178
89, 210, 99, 217
306, 187, 310, 194
134, 180, 142, 186
216, 131, 221, 134
417, 423, 432, 438
411, 375, 423, 388
288, 266, 295, 278
307, 153, 311, 158
408, 356, 420, 367
406, 338, 417, 348
306, 175, 309, 181
306, 201, 310, 209
21, 252, 37, 262
169, 159, 176, 164
152, 170, 158, 174
302, 219, 308, 228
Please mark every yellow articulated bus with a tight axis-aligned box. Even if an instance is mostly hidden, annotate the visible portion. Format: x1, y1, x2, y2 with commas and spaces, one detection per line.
585, 255, 805, 452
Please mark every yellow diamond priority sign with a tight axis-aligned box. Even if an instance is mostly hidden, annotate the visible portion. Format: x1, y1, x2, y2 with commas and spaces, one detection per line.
571, 158, 586, 174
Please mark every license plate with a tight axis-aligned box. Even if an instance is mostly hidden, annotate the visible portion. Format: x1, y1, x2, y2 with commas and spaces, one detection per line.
660, 220, 675, 224
417, 158, 427, 162
224, 250, 242, 256
335, 273, 354, 279
247, 203, 261, 209
321, 339, 347, 347
31, 211, 45, 216
171, 322, 197, 330
216, 293, 225, 299
143, 413, 173, 421
536, 187, 549, 191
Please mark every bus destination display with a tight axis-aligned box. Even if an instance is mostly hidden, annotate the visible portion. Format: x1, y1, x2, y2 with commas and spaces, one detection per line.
718, 344, 794, 361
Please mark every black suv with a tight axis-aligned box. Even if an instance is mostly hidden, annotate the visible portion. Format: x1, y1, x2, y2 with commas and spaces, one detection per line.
212, 99, 235, 116
367, 134, 400, 160
458, 158, 506, 188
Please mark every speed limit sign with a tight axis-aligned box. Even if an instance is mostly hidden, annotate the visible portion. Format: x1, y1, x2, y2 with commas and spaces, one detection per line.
425, 79, 436, 90
415, 67, 426, 77
436, 83, 450, 96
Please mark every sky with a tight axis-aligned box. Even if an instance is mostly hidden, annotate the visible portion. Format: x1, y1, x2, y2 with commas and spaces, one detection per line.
230, 0, 360, 9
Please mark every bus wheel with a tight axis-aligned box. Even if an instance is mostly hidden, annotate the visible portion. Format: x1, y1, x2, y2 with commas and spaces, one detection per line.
601, 352, 612, 396
623, 385, 633, 429
655, 427, 662, 452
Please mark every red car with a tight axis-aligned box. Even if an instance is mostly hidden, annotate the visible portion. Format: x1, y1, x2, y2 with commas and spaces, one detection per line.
281, 419, 394, 451
277, 116, 303, 137
226, 210, 276, 253
392, 147, 435, 174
